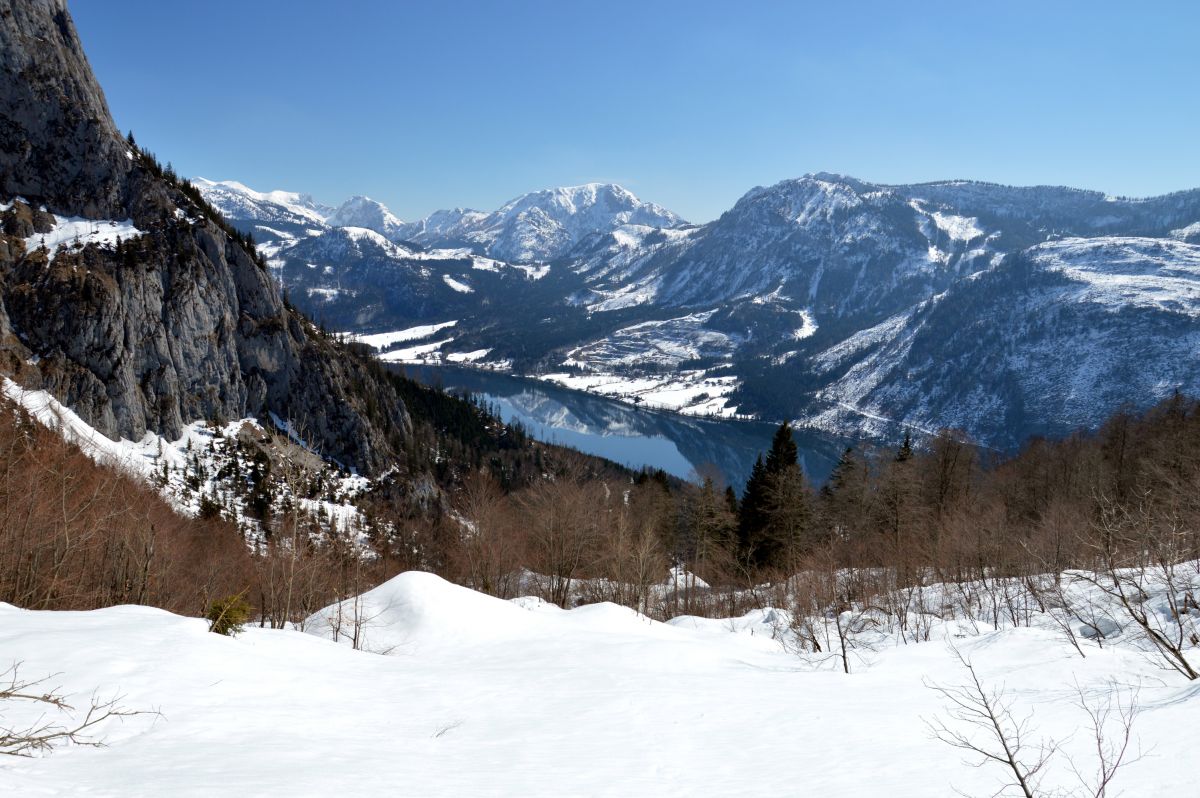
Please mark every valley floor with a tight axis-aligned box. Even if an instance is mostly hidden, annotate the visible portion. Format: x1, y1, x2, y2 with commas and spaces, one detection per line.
1, 574, 1197, 797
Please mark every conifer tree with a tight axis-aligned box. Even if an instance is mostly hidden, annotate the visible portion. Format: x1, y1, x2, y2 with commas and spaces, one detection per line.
764, 422, 799, 474
737, 455, 769, 562
819, 446, 868, 542
738, 422, 811, 569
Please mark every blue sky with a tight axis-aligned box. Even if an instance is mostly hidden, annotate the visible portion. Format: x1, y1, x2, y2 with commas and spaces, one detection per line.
72, 1, 1200, 223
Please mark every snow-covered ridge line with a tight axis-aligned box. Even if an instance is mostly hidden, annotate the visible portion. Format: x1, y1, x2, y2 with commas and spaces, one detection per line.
192, 177, 329, 225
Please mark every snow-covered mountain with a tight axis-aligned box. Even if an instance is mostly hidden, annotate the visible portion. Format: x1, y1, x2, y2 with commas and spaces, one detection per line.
574, 173, 997, 318
327, 195, 408, 241
804, 236, 1200, 447
191, 178, 332, 230
196, 172, 1200, 451
401, 183, 688, 263
549, 175, 1200, 446
194, 178, 685, 335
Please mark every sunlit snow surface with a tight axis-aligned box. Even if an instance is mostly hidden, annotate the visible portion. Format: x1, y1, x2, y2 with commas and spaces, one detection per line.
1029, 237, 1200, 316
1, 569, 1197, 796
540, 371, 741, 418
442, 274, 473, 293
348, 321, 459, 350
23, 214, 145, 259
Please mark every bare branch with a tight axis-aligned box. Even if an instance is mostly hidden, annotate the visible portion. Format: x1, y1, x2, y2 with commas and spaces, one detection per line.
0, 662, 158, 757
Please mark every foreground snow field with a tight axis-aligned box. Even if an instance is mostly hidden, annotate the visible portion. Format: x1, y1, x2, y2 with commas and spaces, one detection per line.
1, 573, 1198, 797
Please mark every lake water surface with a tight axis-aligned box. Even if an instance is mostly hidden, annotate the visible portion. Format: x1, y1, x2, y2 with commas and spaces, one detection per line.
397, 365, 850, 489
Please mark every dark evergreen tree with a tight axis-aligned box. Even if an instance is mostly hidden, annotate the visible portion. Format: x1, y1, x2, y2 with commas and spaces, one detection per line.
737, 455, 768, 562
821, 447, 857, 500
723, 485, 738, 515
764, 422, 799, 474
739, 422, 813, 570
818, 446, 868, 542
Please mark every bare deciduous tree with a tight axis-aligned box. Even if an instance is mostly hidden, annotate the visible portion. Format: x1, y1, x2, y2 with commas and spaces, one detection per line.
1075, 496, 1199, 680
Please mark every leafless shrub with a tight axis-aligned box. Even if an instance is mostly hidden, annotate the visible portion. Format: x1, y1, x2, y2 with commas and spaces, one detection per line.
927, 650, 1143, 798
1065, 680, 1144, 798
925, 649, 1059, 798
0, 662, 156, 757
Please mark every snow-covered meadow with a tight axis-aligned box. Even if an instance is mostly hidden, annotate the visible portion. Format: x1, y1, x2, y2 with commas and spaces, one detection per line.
1, 565, 1197, 796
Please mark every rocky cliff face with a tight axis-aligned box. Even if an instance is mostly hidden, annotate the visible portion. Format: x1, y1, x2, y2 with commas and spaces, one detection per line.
0, 0, 409, 475
0, 0, 129, 217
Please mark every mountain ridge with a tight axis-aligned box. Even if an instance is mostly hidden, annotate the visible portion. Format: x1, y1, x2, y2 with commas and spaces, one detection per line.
194, 170, 1200, 453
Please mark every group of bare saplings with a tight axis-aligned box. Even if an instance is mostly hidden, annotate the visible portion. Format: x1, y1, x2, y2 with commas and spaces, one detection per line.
0, 399, 380, 626
2, 392, 1196, 792
1, 393, 1197, 677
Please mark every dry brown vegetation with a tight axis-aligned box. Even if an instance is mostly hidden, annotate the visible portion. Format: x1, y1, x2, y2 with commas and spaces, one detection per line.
2, 390, 1199, 656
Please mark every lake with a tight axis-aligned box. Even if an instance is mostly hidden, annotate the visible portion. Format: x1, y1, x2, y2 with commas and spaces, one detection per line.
395, 365, 851, 490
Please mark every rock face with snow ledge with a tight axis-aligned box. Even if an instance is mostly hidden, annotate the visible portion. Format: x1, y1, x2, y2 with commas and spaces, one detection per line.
0, 0, 410, 474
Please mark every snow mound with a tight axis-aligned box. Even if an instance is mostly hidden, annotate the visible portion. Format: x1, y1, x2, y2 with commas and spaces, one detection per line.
305, 570, 690, 654
305, 571, 542, 652
3, 569, 1200, 796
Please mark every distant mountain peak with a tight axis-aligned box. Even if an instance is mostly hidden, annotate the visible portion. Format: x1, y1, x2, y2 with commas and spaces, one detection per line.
404, 182, 686, 263
327, 194, 407, 240
499, 182, 681, 221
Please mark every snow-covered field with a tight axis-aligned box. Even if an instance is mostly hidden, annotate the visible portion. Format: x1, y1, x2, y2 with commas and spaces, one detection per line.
541, 369, 741, 418
2, 569, 1196, 797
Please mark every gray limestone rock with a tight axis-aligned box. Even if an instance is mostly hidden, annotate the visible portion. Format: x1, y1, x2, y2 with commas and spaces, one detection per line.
0, 0, 410, 475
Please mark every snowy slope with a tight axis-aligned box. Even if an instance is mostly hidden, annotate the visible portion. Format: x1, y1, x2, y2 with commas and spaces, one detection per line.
1, 379, 369, 538
1, 569, 1197, 796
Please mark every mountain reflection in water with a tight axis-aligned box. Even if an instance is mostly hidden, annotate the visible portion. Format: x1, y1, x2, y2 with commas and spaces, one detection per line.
396, 365, 851, 488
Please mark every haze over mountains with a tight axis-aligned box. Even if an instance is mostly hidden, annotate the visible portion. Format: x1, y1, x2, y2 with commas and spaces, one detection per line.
198, 173, 1200, 450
